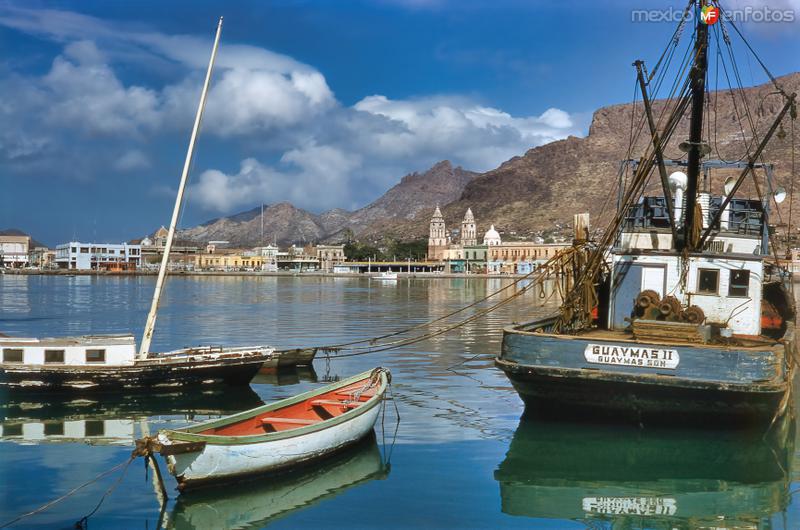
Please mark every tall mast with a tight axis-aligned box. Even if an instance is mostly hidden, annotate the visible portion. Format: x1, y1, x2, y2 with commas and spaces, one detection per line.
681, 0, 709, 251
138, 17, 223, 359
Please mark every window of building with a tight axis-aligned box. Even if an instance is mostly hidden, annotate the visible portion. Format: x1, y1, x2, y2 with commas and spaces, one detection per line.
45, 350, 65, 363
3, 348, 23, 363
80, 247, 89, 253
71, 247, 77, 253
697, 268, 719, 294
85, 349, 105, 363
729, 270, 750, 297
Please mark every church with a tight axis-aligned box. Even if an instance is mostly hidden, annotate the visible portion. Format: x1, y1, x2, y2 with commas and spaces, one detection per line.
427, 207, 568, 274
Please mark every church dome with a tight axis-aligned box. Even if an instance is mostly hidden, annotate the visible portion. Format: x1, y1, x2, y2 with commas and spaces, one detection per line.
483, 225, 501, 246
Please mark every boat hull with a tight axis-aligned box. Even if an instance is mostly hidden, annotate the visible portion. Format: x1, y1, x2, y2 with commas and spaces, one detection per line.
497, 318, 795, 427
0, 355, 267, 393
156, 369, 389, 490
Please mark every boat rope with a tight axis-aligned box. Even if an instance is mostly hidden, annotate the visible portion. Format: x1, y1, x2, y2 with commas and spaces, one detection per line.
379, 369, 400, 467
0, 455, 135, 529
299, 246, 589, 358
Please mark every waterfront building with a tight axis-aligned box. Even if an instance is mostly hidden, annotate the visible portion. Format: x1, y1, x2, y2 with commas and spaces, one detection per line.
29, 247, 55, 269
314, 245, 346, 272
0, 235, 30, 268
487, 242, 570, 274
194, 251, 264, 271
55, 242, 141, 270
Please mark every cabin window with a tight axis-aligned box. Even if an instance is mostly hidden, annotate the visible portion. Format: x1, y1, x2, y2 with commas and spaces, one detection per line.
3, 424, 22, 436
697, 269, 719, 295
729, 270, 750, 297
85, 349, 106, 363
3, 349, 23, 363
44, 422, 64, 436
85, 420, 105, 437
45, 350, 65, 364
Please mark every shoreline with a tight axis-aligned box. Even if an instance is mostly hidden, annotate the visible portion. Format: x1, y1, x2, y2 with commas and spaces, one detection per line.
1, 269, 531, 280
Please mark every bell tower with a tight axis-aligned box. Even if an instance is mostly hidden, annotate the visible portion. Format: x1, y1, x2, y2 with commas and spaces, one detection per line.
428, 206, 448, 260
461, 208, 477, 246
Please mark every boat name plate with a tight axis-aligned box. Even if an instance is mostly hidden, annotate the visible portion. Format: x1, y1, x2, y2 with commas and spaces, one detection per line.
584, 344, 679, 369
582, 496, 677, 516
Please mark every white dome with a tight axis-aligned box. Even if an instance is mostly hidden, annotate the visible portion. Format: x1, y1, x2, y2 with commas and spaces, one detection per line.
483, 225, 501, 246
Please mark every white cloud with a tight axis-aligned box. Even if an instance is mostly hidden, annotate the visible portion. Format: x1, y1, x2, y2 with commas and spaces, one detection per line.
114, 149, 151, 171
0, 4, 583, 215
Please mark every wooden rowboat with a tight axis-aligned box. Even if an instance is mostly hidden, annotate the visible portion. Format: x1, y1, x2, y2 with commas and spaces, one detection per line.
144, 367, 390, 491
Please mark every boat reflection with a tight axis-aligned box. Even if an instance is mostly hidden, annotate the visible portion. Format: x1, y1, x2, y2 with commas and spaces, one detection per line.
495, 415, 794, 529
163, 436, 389, 529
252, 365, 318, 386
0, 386, 265, 445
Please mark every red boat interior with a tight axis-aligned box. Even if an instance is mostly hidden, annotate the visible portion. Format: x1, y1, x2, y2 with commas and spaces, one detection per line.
200, 377, 378, 436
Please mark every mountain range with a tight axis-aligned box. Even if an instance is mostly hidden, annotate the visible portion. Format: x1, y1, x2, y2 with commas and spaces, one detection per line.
180, 72, 800, 247
178, 161, 477, 246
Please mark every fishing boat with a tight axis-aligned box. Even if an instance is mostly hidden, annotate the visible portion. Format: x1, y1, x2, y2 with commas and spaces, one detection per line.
140, 367, 390, 490
0, 18, 314, 393
496, 0, 798, 427
163, 438, 388, 529
495, 416, 794, 527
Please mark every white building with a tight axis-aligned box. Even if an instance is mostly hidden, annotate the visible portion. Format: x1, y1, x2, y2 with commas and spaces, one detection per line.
55, 242, 141, 270
0, 235, 30, 268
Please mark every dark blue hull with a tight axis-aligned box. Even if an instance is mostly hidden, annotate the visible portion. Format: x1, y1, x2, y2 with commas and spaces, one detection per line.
497, 317, 795, 427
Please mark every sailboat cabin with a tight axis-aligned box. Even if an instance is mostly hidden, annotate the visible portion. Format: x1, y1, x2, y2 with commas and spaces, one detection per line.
0, 335, 137, 367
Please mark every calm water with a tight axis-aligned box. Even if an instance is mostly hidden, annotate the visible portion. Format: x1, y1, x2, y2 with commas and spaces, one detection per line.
0, 274, 798, 529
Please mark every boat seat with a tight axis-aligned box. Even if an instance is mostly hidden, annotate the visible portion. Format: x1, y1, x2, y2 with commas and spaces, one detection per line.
334, 390, 375, 401
260, 417, 319, 426
309, 399, 360, 409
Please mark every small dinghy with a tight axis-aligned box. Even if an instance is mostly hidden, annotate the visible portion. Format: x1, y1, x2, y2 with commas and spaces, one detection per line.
142, 368, 390, 491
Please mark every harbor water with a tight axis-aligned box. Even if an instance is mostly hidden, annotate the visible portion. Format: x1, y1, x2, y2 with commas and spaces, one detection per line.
0, 274, 798, 529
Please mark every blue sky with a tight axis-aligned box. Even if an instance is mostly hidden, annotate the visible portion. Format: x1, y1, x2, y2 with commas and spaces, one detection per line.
1, 0, 798, 246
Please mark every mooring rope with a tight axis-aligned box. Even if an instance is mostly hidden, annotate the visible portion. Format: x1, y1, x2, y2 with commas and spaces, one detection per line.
293, 245, 589, 359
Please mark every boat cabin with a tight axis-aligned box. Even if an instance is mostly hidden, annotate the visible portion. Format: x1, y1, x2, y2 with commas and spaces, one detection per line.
0, 335, 137, 367
606, 159, 788, 339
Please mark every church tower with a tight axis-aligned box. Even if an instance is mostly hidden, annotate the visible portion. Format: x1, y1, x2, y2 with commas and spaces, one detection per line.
461, 208, 477, 246
428, 206, 448, 260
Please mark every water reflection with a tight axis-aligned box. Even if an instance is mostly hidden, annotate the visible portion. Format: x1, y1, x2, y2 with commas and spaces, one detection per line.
0, 387, 265, 446
164, 437, 388, 530
495, 415, 795, 529
252, 366, 318, 386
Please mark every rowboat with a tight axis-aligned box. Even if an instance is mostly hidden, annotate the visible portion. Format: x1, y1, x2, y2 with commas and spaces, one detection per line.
142, 368, 390, 490
164, 437, 388, 529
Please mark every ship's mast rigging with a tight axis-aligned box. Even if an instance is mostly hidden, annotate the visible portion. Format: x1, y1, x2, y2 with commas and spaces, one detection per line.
681, 0, 710, 252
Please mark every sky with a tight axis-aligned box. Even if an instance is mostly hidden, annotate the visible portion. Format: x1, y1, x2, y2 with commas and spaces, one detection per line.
1, 0, 798, 246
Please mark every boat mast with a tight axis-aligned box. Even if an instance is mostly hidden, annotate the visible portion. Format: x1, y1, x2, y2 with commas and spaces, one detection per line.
138, 17, 223, 359
681, 0, 709, 251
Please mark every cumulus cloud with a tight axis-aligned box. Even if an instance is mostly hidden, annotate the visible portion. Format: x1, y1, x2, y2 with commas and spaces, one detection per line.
0, 4, 583, 214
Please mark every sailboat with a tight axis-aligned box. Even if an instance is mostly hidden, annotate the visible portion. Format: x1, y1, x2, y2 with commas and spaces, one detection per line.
496, 1, 797, 426
0, 18, 314, 392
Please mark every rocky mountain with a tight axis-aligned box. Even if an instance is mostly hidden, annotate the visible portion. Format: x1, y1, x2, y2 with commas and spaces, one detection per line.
179, 72, 800, 247
178, 161, 477, 246
369, 72, 800, 242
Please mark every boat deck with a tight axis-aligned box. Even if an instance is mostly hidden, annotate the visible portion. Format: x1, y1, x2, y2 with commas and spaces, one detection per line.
514, 324, 780, 351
